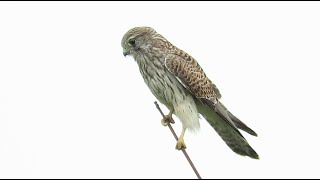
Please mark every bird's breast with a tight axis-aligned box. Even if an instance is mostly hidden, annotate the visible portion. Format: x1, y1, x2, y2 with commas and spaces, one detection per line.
136, 55, 187, 108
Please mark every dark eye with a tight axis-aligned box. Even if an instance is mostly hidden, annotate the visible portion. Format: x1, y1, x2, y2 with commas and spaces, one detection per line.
128, 39, 135, 46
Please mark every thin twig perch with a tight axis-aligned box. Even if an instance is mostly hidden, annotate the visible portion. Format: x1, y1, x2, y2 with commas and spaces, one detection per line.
154, 101, 202, 179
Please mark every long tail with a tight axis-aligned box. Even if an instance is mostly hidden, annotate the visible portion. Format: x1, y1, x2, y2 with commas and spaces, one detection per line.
219, 102, 258, 137
196, 100, 259, 159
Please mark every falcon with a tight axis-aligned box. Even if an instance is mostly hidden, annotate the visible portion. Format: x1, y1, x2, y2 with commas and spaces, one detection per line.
121, 26, 259, 159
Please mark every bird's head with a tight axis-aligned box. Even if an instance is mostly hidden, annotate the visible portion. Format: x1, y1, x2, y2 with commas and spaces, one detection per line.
121, 26, 155, 57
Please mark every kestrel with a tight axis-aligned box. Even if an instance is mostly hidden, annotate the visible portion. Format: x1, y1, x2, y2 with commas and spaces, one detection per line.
121, 26, 259, 159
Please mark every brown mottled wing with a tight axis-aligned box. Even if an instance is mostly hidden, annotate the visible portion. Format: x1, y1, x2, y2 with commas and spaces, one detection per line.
164, 52, 241, 135
164, 52, 259, 159
164, 52, 221, 100
212, 83, 221, 99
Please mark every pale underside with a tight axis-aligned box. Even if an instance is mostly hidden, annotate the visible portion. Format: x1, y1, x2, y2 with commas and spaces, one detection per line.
134, 51, 200, 132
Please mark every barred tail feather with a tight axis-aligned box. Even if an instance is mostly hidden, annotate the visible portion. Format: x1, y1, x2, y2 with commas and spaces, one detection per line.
196, 100, 259, 159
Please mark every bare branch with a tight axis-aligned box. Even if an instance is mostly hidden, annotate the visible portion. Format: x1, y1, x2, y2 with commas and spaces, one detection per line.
154, 101, 202, 179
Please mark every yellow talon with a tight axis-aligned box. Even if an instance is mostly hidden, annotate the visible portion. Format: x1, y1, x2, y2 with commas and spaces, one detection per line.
176, 127, 187, 150
161, 109, 175, 126
176, 139, 187, 150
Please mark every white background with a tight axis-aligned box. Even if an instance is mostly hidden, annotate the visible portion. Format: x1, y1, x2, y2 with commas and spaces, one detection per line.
1, 1, 320, 178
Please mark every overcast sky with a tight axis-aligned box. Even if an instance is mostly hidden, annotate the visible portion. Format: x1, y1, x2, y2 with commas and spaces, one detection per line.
1, 1, 320, 179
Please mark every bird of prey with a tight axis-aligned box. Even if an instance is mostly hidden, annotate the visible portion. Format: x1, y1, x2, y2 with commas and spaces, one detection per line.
121, 26, 259, 159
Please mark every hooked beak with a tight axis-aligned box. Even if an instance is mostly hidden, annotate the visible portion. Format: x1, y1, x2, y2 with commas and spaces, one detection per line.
123, 50, 129, 57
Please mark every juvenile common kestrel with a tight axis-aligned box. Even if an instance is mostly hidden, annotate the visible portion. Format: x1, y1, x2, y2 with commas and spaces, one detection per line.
121, 26, 259, 159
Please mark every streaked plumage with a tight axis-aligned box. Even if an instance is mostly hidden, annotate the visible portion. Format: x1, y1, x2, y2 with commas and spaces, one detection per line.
121, 26, 259, 159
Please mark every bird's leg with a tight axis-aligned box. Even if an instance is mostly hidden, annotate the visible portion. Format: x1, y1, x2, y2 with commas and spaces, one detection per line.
176, 127, 187, 150
161, 108, 175, 126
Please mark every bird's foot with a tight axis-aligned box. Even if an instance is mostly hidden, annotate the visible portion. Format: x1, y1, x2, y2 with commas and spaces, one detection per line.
161, 115, 175, 126
175, 138, 186, 150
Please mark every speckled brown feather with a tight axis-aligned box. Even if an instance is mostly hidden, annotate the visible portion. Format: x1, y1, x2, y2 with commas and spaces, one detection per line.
165, 51, 221, 101
164, 49, 246, 132
164, 48, 260, 159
